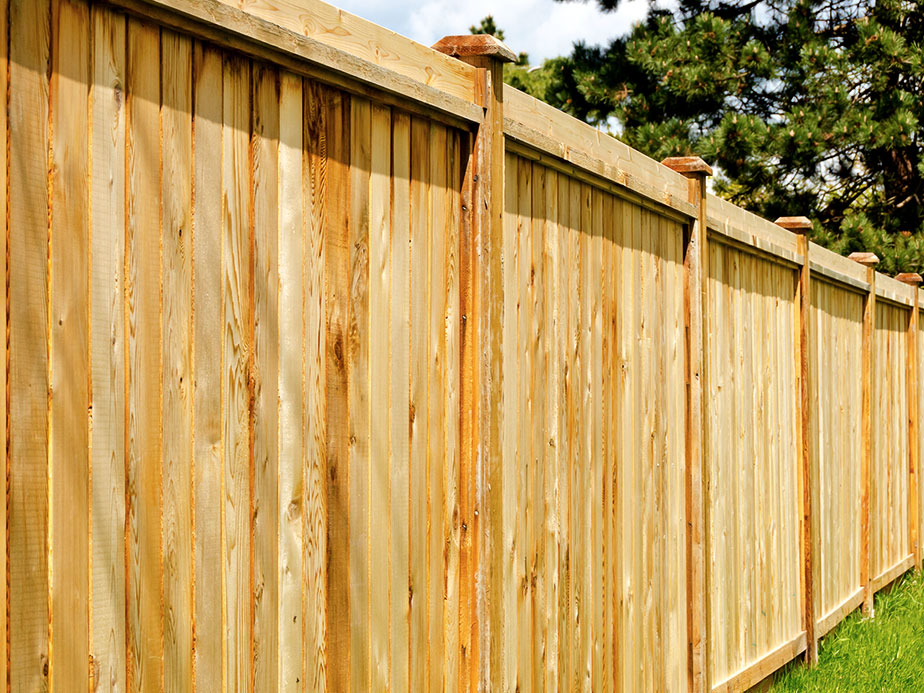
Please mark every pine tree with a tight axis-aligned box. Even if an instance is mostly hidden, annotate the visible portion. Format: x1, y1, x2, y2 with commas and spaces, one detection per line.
544, 0, 924, 274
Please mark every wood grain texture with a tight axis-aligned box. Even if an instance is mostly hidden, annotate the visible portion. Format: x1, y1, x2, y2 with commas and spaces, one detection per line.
809, 280, 863, 628
90, 7, 127, 690
221, 53, 252, 693
125, 17, 164, 692
323, 82, 351, 693
49, 1, 91, 688
8, 0, 51, 687
277, 70, 304, 693
871, 302, 911, 582
252, 61, 280, 692
301, 76, 328, 693
192, 40, 224, 692
161, 28, 194, 692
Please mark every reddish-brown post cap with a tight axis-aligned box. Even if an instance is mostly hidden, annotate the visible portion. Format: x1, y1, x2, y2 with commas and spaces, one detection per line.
774, 216, 813, 235
848, 252, 880, 267
432, 35, 517, 63
896, 272, 923, 286
661, 156, 713, 176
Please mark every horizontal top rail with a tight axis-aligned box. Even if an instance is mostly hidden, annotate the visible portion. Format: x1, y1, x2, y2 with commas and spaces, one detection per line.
503, 85, 696, 218
809, 241, 871, 292
707, 193, 803, 264
105, 0, 484, 124
216, 0, 477, 99
876, 273, 916, 308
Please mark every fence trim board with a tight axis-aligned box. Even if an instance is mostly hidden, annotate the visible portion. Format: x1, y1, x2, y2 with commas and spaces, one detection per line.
875, 274, 917, 308
710, 631, 807, 693
505, 139, 695, 225
871, 554, 915, 594
101, 0, 485, 126
706, 225, 804, 268
809, 262, 870, 294
707, 194, 801, 258
814, 587, 864, 640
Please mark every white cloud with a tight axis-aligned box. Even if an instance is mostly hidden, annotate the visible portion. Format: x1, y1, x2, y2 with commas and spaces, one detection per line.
333, 0, 650, 63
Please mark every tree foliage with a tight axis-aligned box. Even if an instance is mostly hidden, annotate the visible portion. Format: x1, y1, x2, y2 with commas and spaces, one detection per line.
540, 0, 924, 274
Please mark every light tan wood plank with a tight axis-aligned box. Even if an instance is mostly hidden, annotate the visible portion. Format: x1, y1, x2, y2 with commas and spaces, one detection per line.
192, 40, 224, 691
348, 94, 372, 693
8, 0, 51, 686
90, 8, 127, 690
369, 101, 392, 690
126, 18, 164, 692
278, 70, 305, 693
161, 27, 194, 692
427, 121, 448, 692
407, 115, 430, 692
276, 72, 308, 691
49, 1, 90, 687
221, 53, 253, 693
252, 61, 280, 692
389, 110, 411, 693
324, 83, 351, 693
0, 0, 7, 685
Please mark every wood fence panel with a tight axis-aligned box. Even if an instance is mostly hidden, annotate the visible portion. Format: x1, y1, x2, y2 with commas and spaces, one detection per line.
872, 301, 912, 580
5, 1, 923, 690
503, 153, 687, 692
809, 279, 864, 631
704, 239, 803, 687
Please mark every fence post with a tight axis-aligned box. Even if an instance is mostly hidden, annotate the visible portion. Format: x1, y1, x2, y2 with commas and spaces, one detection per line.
432, 34, 515, 692
896, 273, 922, 572
775, 217, 817, 664
849, 251, 879, 616
662, 156, 711, 693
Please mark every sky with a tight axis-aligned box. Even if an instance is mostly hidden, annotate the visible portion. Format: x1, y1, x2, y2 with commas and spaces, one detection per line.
333, 0, 651, 64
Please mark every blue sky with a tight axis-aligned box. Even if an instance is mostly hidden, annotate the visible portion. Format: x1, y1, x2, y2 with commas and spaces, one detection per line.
333, 0, 651, 64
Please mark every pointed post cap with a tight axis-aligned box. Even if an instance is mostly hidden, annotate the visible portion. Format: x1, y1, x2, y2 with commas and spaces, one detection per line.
848, 252, 879, 267
432, 35, 517, 63
896, 272, 923, 286
774, 216, 813, 235
661, 156, 713, 176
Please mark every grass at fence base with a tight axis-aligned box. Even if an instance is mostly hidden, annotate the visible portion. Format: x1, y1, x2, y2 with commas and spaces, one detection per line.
770, 569, 924, 691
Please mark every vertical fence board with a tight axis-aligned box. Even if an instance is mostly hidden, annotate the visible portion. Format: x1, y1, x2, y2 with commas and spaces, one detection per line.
161, 28, 194, 692
49, 1, 90, 688
252, 61, 280, 693
90, 8, 127, 690
390, 110, 411, 693
407, 115, 430, 693
126, 18, 164, 692
221, 53, 253, 693
278, 70, 305, 693
192, 40, 224, 692
8, 0, 51, 686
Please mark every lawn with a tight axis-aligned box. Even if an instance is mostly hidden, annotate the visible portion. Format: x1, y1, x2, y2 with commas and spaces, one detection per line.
771, 569, 924, 691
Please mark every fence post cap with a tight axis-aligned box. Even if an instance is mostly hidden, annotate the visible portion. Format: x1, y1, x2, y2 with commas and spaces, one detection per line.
896, 272, 923, 286
661, 156, 713, 176
848, 252, 880, 267
774, 216, 813, 234
432, 35, 517, 63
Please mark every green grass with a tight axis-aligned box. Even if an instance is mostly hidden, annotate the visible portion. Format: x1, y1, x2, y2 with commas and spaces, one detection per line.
771, 570, 924, 691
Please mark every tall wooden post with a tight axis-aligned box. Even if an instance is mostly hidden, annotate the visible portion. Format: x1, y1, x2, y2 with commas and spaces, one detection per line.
775, 216, 816, 664
849, 251, 879, 617
432, 34, 515, 692
662, 156, 712, 693
896, 273, 922, 572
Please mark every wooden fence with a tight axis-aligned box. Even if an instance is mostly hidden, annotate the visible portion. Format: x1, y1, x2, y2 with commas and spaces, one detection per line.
2, 0, 921, 691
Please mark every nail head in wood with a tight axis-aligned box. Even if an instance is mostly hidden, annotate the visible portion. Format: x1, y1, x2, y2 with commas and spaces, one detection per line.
774, 216, 813, 234
848, 252, 879, 267
896, 272, 923, 286
661, 156, 713, 177
432, 35, 517, 63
